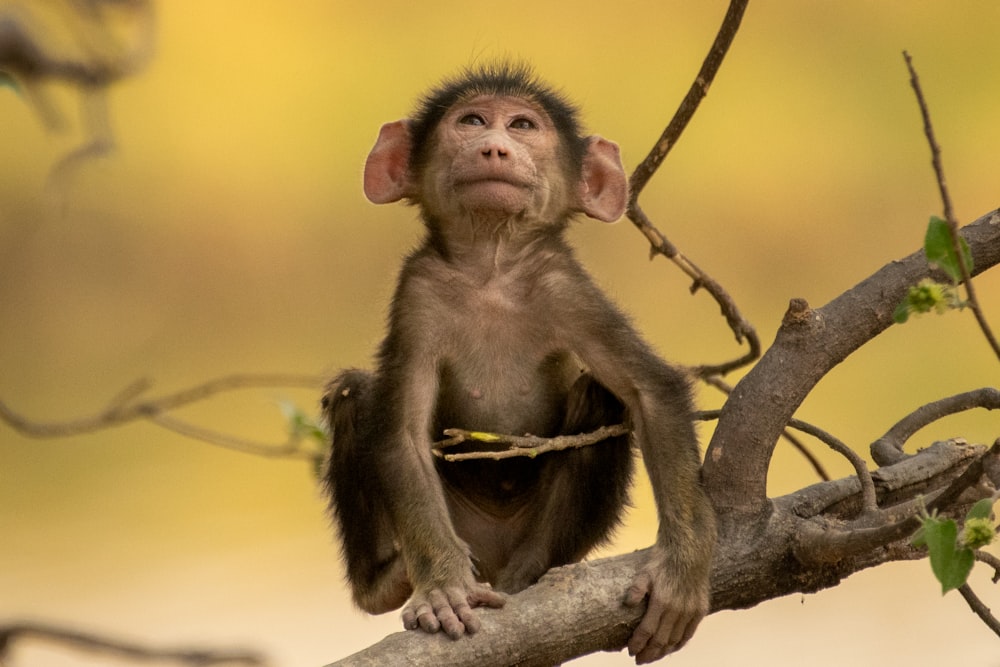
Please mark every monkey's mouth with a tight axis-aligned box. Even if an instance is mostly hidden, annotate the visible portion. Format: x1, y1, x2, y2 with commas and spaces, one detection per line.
456, 177, 530, 191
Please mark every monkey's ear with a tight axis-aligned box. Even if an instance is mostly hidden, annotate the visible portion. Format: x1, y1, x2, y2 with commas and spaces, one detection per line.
578, 137, 628, 222
363, 120, 414, 204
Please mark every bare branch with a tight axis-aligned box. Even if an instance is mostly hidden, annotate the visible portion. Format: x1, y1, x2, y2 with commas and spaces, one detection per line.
0, 374, 325, 459
958, 584, 1000, 639
871, 388, 1000, 466
704, 211, 1000, 515
785, 417, 876, 515
794, 441, 1000, 565
0, 621, 266, 666
975, 551, 1000, 583
628, 0, 750, 198
0, 1, 156, 191
903, 51, 1000, 359
624, 0, 759, 378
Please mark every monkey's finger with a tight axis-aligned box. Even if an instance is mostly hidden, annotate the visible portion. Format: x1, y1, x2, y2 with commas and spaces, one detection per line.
468, 586, 506, 609
448, 595, 481, 635
430, 589, 467, 640
403, 594, 444, 634
636, 608, 684, 664
627, 594, 670, 661
622, 571, 652, 607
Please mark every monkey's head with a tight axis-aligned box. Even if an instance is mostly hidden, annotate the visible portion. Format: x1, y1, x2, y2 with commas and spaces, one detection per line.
363, 63, 628, 234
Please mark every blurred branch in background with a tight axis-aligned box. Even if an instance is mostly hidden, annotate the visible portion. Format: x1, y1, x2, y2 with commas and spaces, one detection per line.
0, 620, 266, 666
0, 373, 328, 465
0, 0, 155, 193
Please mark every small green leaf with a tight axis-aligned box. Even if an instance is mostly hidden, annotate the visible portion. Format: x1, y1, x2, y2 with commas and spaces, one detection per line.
965, 497, 995, 522
0, 71, 20, 93
921, 514, 975, 594
893, 300, 911, 324
924, 215, 973, 283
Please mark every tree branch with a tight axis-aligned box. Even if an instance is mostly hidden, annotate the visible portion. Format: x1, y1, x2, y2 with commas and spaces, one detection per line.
903, 51, 1000, 359
704, 210, 1000, 515
624, 0, 759, 379
330, 439, 998, 665
871, 388, 1000, 466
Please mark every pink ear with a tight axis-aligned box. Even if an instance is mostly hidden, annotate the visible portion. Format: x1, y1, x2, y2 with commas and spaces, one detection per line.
363, 120, 413, 204
579, 137, 628, 222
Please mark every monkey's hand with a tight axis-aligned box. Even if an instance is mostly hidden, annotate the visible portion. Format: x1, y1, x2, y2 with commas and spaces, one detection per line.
401, 578, 506, 640
623, 546, 710, 664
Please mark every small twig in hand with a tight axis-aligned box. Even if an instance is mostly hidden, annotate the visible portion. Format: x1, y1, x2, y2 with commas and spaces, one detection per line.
432, 424, 630, 461
903, 51, 1000, 360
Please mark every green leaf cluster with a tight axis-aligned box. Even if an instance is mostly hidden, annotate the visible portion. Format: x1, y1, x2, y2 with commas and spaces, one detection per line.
912, 498, 996, 594
894, 216, 973, 323
278, 400, 330, 478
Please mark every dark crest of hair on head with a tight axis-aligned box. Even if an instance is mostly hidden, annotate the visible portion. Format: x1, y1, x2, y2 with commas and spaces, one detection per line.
408, 62, 588, 174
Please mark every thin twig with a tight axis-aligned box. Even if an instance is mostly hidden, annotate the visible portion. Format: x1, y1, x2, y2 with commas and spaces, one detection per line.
958, 584, 1000, 639
903, 51, 1000, 360
628, 0, 750, 197
0, 374, 326, 460
625, 0, 759, 378
786, 418, 876, 514
975, 551, 1000, 584
871, 388, 1000, 465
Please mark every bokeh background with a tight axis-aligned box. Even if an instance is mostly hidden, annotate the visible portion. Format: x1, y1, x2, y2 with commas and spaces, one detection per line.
1, 1, 998, 665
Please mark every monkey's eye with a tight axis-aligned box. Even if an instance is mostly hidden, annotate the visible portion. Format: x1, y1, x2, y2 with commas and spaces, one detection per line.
509, 117, 537, 130
459, 113, 486, 126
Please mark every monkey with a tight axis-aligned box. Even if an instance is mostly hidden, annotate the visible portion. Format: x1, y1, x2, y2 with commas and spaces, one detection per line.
322, 62, 716, 664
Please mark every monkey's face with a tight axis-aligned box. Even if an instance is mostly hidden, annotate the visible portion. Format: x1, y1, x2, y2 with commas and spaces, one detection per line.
419, 95, 574, 227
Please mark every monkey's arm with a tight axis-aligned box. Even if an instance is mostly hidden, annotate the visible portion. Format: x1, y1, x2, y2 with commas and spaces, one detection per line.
551, 274, 716, 664
371, 289, 506, 639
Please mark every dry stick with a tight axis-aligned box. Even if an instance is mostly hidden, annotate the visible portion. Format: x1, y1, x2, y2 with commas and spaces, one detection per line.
903, 51, 1000, 360
625, 0, 758, 379
432, 424, 631, 462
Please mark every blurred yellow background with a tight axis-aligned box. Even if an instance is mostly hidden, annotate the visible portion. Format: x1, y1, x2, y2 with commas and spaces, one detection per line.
1, 1, 998, 665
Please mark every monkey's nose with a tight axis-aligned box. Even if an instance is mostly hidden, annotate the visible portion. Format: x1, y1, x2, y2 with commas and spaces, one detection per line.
481, 146, 509, 159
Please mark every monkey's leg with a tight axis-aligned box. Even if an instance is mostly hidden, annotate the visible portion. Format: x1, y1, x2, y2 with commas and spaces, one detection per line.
494, 373, 634, 592
322, 370, 412, 614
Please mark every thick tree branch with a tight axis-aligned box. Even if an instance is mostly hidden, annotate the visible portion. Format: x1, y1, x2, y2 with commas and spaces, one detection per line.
704, 209, 1000, 515
329, 439, 997, 666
